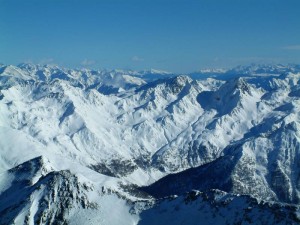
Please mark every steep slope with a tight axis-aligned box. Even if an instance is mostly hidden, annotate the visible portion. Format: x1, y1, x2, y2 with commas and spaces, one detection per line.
1, 65, 300, 182
150, 77, 264, 172
1, 64, 300, 224
137, 190, 300, 225
142, 73, 300, 204
1, 157, 299, 225
0, 68, 222, 183
0, 156, 140, 225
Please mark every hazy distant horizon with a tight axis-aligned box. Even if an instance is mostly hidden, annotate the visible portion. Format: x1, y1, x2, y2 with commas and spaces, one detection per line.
1, 0, 300, 73
2, 61, 300, 76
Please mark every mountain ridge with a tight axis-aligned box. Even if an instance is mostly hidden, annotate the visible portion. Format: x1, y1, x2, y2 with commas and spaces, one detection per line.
1, 63, 300, 224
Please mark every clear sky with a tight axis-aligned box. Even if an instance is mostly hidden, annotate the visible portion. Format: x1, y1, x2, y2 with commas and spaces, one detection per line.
0, 0, 300, 73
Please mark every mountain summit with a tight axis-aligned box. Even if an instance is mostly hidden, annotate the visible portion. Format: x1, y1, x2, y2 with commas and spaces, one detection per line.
1, 64, 300, 224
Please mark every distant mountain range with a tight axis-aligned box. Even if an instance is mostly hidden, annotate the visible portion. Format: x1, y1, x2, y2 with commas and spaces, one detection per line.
0, 63, 300, 224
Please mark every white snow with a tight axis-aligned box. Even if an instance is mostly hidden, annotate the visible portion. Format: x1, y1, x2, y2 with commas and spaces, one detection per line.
1, 64, 300, 224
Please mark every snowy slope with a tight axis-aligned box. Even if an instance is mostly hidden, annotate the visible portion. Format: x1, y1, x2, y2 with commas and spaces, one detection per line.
2, 157, 299, 225
143, 72, 300, 204
0, 156, 140, 225
1, 63, 300, 224
136, 190, 300, 225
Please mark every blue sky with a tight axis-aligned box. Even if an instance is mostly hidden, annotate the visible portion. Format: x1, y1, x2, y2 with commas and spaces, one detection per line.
0, 0, 300, 73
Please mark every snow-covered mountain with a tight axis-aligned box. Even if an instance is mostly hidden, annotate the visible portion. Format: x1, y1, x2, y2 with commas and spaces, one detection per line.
1, 63, 300, 224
